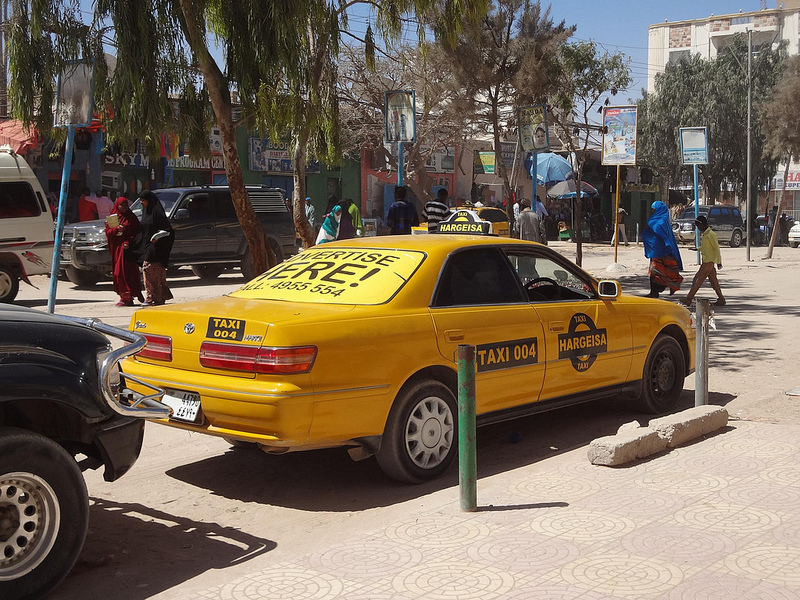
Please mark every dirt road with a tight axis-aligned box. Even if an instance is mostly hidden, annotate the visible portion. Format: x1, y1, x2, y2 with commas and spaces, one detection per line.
14, 242, 800, 599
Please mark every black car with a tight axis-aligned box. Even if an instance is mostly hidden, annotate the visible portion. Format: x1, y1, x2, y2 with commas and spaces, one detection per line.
672, 205, 746, 247
60, 186, 296, 286
0, 305, 168, 600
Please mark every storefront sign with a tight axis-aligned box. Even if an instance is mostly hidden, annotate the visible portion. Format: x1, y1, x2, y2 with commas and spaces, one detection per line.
474, 151, 495, 174
423, 146, 456, 173
168, 155, 225, 170
104, 152, 151, 168
249, 138, 320, 173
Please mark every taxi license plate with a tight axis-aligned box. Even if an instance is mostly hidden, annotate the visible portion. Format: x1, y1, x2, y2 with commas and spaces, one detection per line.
161, 389, 202, 423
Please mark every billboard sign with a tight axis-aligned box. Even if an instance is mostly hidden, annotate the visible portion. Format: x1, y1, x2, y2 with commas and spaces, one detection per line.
602, 106, 638, 165
679, 127, 709, 165
385, 90, 416, 143
518, 105, 549, 153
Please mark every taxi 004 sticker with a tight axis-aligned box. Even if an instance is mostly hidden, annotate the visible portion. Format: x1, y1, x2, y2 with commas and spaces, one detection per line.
206, 317, 245, 341
476, 337, 538, 372
557, 313, 607, 372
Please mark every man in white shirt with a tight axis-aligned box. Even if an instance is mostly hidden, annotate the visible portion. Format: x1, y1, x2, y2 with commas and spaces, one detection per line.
91, 190, 115, 220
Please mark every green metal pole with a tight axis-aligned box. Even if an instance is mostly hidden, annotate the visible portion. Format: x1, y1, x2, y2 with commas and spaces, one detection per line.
457, 344, 477, 512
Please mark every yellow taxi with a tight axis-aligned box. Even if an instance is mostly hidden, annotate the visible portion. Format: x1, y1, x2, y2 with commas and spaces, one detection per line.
123, 210, 695, 483
415, 206, 510, 237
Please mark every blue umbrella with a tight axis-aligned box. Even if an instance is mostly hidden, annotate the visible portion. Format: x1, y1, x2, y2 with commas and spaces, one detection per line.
525, 152, 574, 186
546, 179, 599, 200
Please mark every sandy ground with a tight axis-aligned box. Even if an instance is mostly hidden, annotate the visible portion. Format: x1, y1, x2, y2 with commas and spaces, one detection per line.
13, 240, 800, 599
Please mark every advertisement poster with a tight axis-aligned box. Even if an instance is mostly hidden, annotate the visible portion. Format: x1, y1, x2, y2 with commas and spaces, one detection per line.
473, 151, 496, 174
518, 105, 549, 152
602, 106, 638, 165
679, 127, 709, 165
54, 62, 95, 128
385, 90, 416, 143
499, 142, 517, 169
249, 138, 319, 173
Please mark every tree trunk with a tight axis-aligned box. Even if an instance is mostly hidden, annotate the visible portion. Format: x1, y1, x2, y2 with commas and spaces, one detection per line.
293, 130, 315, 249
491, 98, 513, 208
575, 160, 584, 267
177, 0, 273, 276
765, 158, 791, 259
405, 144, 435, 208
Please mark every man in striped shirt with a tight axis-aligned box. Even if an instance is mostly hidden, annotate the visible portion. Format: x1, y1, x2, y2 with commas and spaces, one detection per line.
424, 188, 451, 233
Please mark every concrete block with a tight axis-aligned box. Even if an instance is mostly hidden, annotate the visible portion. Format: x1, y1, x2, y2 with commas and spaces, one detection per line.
588, 427, 669, 466
649, 405, 728, 448
617, 420, 642, 434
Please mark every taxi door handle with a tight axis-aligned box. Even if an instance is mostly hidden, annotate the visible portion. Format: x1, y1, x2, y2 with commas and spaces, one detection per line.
445, 330, 465, 342
548, 322, 565, 332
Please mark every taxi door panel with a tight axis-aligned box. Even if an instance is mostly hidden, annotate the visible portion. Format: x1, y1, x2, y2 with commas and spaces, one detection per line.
534, 301, 633, 400
431, 306, 546, 413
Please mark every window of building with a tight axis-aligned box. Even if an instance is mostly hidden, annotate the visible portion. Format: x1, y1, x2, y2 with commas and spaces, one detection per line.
669, 50, 691, 64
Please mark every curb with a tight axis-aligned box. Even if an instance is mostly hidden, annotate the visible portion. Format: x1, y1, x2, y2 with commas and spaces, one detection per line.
587, 405, 729, 466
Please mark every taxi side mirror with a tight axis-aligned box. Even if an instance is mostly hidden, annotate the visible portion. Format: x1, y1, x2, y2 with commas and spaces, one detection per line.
598, 280, 620, 299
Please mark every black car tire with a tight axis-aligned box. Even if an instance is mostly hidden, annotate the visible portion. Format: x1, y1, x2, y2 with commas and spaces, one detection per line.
377, 380, 457, 484
241, 239, 283, 281
65, 266, 102, 287
0, 427, 89, 600
639, 335, 685, 414
0, 265, 20, 303
791, 242, 799, 249
190, 265, 225, 280
729, 229, 742, 248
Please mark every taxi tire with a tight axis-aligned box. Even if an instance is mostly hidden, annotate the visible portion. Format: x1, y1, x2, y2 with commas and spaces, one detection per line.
377, 380, 457, 484
640, 335, 685, 414
0, 427, 89, 600
0, 265, 19, 303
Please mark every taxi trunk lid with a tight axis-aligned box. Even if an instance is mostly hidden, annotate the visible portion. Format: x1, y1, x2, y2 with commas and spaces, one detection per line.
130, 296, 353, 377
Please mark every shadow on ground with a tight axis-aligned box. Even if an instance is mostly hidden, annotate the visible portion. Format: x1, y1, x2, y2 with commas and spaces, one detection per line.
55, 498, 275, 600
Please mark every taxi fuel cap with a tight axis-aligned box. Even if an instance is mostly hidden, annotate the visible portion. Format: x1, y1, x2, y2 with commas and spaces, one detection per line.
434, 209, 492, 235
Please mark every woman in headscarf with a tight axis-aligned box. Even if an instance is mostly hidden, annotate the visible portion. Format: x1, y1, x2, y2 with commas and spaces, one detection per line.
104, 195, 143, 306
642, 200, 684, 298
315, 205, 342, 245
137, 190, 174, 305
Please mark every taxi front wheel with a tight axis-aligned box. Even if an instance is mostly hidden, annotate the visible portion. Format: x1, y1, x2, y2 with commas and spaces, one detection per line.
640, 335, 685, 414
377, 380, 457, 484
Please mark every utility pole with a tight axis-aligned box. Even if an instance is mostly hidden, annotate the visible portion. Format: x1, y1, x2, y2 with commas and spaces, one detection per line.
0, 0, 8, 119
746, 29, 753, 262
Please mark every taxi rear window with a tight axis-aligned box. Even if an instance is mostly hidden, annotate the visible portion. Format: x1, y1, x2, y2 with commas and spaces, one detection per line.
230, 247, 426, 304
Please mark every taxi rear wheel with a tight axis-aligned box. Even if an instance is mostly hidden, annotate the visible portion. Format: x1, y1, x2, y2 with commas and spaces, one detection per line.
377, 380, 457, 484
640, 335, 685, 414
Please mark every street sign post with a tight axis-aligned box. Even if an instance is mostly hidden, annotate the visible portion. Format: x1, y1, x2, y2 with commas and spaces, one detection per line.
48, 61, 96, 313
385, 91, 416, 186
518, 105, 549, 211
602, 106, 638, 264
680, 127, 709, 265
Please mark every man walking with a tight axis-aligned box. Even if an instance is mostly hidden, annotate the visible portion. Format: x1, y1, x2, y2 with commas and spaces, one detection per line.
304, 197, 315, 228
387, 186, 419, 234
611, 207, 629, 246
516, 198, 542, 243
681, 215, 726, 307
423, 188, 451, 232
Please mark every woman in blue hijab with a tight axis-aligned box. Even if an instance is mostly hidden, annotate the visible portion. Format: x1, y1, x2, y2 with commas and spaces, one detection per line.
642, 201, 684, 298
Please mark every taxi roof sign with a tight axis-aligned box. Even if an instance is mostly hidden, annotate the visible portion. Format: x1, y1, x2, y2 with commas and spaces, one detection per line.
434, 209, 492, 235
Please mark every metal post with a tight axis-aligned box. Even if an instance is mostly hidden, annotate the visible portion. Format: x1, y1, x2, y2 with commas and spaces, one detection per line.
457, 344, 477, 512
745, 29, 753, 262
694, 164, 701, 265
613, 165, 621, 263
398, 142, 404, 186
695, 298, 710, 407
530, 150, 538, 209
47, 125, 76, 313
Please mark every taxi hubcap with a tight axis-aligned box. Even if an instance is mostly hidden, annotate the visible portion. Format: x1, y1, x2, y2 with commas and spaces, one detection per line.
652, 351, 677, 398
405, 396, 454, 469
0, 272, 11, 297
0, 473, 60, 580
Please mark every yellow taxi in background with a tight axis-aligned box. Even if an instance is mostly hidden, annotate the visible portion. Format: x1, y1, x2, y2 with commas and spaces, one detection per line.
123, 210, 694, 483
474, 206, 510, 237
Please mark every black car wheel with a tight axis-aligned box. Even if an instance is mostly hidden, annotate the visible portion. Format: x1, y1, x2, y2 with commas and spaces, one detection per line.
65, 266, 102, 287
377, 380, 457, 483
729, 229, 743, 248
0, 266, 19, 303
639, 336, 685, 414
0, 427, 89, 600
190, 265, 225, 280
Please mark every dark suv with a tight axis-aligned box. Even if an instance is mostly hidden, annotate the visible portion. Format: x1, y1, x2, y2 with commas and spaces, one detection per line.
60, 186, 296, 286
672, 205, 746, 247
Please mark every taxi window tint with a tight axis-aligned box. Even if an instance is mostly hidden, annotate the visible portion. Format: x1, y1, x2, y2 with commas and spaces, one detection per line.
505, 250, 594, 301
477, 208, 507, 223
433, 248, 524, 307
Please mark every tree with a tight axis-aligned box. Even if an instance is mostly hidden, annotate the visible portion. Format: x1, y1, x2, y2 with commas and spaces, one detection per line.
439, 0, 573, 205
548, 40, 631, 266
760, 55, 800, 258
8, 0, 489, 273
337, 42, 473, 207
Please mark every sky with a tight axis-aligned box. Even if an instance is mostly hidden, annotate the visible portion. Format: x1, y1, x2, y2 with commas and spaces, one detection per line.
345, 0, 768, 100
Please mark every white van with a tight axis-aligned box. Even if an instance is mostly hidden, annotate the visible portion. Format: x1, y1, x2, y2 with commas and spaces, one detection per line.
0, 148, 54, 302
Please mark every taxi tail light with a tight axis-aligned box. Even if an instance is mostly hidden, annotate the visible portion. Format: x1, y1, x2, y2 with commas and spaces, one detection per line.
199, 342, 316, 374
138, 334, 172, 361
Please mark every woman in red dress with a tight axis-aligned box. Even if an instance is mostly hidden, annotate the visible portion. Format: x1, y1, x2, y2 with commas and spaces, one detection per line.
104, 196, 143, 306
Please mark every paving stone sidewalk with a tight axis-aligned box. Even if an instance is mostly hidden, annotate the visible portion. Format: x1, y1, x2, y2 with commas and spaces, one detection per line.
186, 418, 800, 600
